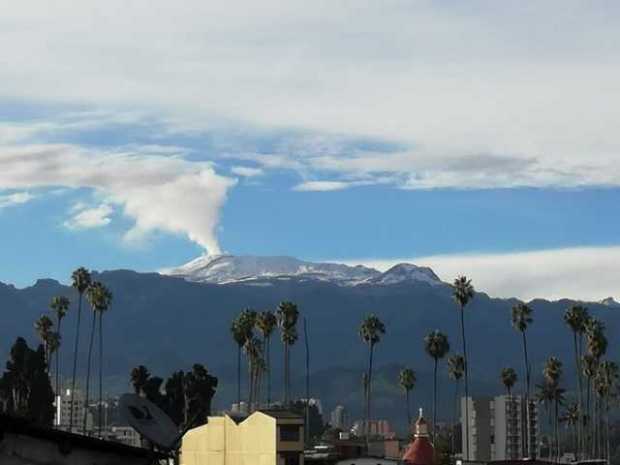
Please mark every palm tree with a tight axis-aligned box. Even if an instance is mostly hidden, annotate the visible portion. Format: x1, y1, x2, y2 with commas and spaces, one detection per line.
512, 302, 534, 458
582, 353, 598, 457
69, 267, 91, 432
255, 311, 277, 404
243, 335, 263, 410
594, 360, 618, 461
34, 314, 54, 369
424, 330, 450, 442
564, 305, 588, 458
231, 319, 247, 407
50, 296, 70, 401
560, 402, 579, 457
83, 281, 112, 434
399, 368, 416, 427
453, 276, 474, 460
277, 301, 299, 405
448, 354, 465, 454
585, 318, 607, 457
543, 356, 563, 462
130, 365, 150, 396
359, 313, 386, 445
501, 367, 518, 396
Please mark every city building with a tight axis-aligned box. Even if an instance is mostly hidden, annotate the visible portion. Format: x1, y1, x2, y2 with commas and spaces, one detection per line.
300, 398, 324, 416
330, 405, 349, 430
461, 395, 539, 461
181, 408, 304, 465
403, 409, 435, 465
55, 388, 93, 434
351, 419, 395, 439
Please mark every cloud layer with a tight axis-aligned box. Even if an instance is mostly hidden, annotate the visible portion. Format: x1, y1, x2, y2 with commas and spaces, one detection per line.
0, 143, 235, 253
346, 246, 620, 301
2, 1, 620, 190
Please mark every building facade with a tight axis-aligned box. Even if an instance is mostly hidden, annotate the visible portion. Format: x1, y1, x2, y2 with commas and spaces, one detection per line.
461, 395, 538, 461
330, 405, 348, 430
55, 388, 93, 434
181, 409, 304, 465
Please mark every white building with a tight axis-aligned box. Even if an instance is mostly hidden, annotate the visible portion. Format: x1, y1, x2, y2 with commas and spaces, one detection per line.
55, 388, 93, 434
461, 395, 538, 461
330, 405, 348, 430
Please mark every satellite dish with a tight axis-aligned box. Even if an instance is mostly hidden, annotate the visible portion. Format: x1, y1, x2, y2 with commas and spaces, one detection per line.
119, 393, 179, 450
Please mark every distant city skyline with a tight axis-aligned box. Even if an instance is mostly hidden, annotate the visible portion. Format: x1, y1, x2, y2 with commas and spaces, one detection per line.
1, 2, 619, 301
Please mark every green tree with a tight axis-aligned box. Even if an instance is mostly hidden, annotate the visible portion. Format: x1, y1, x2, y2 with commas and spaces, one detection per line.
564, 305, 588, 458
501, 367, 517, 396
512, 302, 534, 458
594, 360, 618, 461
448, 354, 465, 454
359, 313, 385, 445
581, 353, 598, 457
185, 364, 218, 428
424, 330, 450, 442
130, 365, 151, 396
244, 335, 264, 410
560, 401, 579, 456
452, 276, 474, 460
543, 356, 563, 461
255, 311, 277, 404
277, 302, 299, 404
399, 367, 416, 427
585, 318, 607, 457
69, 266, 91, 432
83, 281, 112, 434
34, 314, 54, 369
50, 295, 70, 401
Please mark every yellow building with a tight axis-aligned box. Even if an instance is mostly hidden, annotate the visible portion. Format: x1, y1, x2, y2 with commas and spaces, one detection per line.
181, 409, 304, 465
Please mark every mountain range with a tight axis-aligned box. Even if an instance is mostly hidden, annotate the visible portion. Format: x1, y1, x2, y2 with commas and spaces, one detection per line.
2, 254, 619, 433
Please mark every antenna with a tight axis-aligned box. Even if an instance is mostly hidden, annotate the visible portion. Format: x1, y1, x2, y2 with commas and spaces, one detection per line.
119, 394, 178, 451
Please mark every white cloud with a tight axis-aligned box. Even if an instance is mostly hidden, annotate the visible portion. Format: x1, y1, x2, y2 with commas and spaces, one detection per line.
293, 181, 350, 192
230, 166, 264, 177
341, 246, 620, 302
0, 191, 34, 209
64, 203, 113, 230
1, 1, 619, 189
0, 144, 236, 253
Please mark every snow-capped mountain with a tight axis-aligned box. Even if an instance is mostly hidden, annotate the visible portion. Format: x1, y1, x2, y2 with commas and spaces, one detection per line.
161, 254, 445, 287
600, 297, 620, 308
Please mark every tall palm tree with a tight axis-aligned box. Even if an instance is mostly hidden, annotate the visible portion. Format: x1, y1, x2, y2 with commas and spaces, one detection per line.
453, 276, 474, 460
255, 311, 277, 405
399, 368, 416, 427
594, 360, 618, 461
243, 335, 263, 410
560, 402, 579, 457
501, 367, 517, 396
130, 365, 150, 396
277, 301, 299, 405
69, 267, 91, 432
424, 330, 450, 442
83, 281, 112, 434
512, 302, 534, 458
564, 305, 588, 458
231, 319, 246, 407
34, 314, 54, 369
448, 354, 465, 454
582, 353, 598, 458
585, 318, 607, 457
543, 356, 563, 462
50, 296, 70, 401
359, 313, 386, 445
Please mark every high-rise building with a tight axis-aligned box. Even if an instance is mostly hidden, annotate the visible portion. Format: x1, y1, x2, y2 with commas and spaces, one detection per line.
330, 405, 348, 430
55, 388, 93, 434
461, 395, 538, 461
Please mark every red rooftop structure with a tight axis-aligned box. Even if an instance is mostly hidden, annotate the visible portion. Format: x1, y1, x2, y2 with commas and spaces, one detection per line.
402, 409, 435, 465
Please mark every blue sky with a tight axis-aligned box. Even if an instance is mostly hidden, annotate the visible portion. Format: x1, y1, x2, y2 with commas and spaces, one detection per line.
1, 1, 619, 299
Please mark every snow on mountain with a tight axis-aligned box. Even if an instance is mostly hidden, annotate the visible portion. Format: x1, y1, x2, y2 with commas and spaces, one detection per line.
599, 297, 620, 308
161, 255, 445, 287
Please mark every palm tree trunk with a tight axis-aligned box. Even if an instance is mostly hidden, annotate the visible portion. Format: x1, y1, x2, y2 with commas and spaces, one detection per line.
522, 331, 532, 458
406, 389, 411, 428
586, 377, 591, 458
98, 311, 103, 437
555, 398, 559, 462
237, 345, 241, 406
69, 294, 83, 432
83, 310, 96, 433
303, 317, 310, 446
284, 342, 289, 404
267, 336, 272, 405
433, 358, 438, 442
573, 331, 583, 460
452, 381, 459, 455
605, 396, 610, 462
366, 344, 374, 451
460, 307, 470, 461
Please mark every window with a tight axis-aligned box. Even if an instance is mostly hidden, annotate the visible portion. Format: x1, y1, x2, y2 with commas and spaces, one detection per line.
280, 424, 301, 442
279, 452, 300, 465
